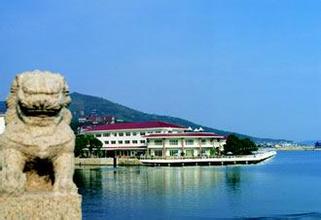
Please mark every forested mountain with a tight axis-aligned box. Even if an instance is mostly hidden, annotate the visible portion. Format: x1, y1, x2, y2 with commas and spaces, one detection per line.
69, 92, 288, 143
0, 92, 289, 143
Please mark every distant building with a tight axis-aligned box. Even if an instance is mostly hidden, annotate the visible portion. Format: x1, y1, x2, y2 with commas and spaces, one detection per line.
0, 114, 5, 134
81, 121, 226, 157
78, 115, 118, 125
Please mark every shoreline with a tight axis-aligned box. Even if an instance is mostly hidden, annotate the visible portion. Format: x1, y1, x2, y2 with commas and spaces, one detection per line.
75, 151, 276, 167
275, 147, 321, 151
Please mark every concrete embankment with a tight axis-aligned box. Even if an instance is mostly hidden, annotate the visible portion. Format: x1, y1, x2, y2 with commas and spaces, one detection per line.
74, 157, 142, 166
118, 158, 142, 166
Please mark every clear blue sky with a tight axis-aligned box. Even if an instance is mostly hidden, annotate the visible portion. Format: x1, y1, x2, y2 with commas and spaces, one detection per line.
1, 0, 320, 141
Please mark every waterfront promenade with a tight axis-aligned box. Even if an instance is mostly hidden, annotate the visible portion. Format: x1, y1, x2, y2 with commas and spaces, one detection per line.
140, 151, 276, 166
73, 151, 276, 167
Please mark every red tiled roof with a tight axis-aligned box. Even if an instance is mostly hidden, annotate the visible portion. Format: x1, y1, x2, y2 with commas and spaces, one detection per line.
101, 147, 146, 150
145, 132, 225, 138
82, 121, 186, 132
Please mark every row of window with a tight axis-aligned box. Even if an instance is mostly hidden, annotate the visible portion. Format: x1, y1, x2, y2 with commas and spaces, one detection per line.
104, 140, 146, 145
153, 149, 206, 157
94, 130, 184, 138
152, 139, 220, 145
96, 132, 141, 138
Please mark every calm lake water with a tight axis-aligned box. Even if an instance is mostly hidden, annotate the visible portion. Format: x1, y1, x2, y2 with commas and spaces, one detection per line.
74, 151, 321, 220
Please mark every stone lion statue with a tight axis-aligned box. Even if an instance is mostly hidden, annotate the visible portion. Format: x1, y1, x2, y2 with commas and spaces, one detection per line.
0, 70, 77, 194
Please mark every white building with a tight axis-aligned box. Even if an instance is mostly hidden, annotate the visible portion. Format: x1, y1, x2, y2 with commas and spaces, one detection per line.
147, 132, 225, 157
0, 114, 5, 134
81, 121, 226, 158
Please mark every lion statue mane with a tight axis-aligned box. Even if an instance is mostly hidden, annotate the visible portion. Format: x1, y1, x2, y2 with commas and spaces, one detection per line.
0, 70, 77, 194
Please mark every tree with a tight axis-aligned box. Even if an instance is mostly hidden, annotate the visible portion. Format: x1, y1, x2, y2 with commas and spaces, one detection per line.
74, 134, 103, 158
240, 138, 258, 155
224, 135, 258, 155
209, 147, 219, 156
224, 135, 242, 155
75, 135, 87, 157
88, 136, 103, 157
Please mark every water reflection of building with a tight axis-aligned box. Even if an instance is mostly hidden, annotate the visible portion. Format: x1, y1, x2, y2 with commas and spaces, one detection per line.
74, 166, 251, 220
75, 167, 224, 199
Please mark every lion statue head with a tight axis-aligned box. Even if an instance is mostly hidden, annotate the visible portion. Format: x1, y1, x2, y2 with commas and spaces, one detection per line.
6, 70, 72, 127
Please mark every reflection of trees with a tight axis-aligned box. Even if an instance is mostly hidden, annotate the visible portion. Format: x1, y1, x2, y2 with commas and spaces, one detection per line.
225, 167, 241, 192
74, 167, 103, 194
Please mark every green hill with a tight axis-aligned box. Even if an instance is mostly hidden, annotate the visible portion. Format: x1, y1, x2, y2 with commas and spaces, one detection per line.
69, 92, 288, 143
0, 92, 289, 143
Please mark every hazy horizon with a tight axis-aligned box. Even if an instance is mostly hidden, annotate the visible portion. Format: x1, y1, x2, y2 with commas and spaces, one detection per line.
1, 1, 320, 141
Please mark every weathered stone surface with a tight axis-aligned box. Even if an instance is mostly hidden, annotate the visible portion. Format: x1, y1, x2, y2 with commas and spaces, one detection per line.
0, 71, 82, 219
0, 193, 81, 220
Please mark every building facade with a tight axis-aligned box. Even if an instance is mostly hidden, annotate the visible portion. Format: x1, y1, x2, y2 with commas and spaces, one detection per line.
81, 121, 226, 158
0, 114, 5, 134
146, 132, 225, 157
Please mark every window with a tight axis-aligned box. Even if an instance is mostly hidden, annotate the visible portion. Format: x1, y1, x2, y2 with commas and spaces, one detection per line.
154, 150, 162, 157
185, 140, 194, 145
154, 140, 163, 145
118, 132, 124, 136
140, 132, 145, 135
140, 140, 146, 144
111, 141, 116, 144
155, 130, 161, 134
95, 133, 102, 137
103, 133, 110, 137
113, 133, 117, 137
118, 140, 123, 144
132, 132, 137, 136
170, 150, 179, 156
169, 139, 178, 145
132, 140, 138, 144
126, 132, 131, 136
104, 141, 109, 144
186, 149, 194, 157
125, 140, 130, 144
201, 139, 206, 144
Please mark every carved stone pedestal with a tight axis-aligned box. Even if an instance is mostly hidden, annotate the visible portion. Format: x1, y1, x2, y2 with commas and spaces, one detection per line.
0, 193, 82, 220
